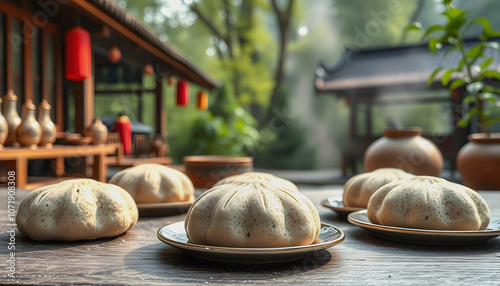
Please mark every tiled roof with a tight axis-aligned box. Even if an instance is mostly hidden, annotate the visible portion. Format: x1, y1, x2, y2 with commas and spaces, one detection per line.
315, 39, 500, 93
85, 0, 219, 89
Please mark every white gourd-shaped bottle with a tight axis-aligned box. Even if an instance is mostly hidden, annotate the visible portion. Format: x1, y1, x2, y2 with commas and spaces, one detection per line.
0, 98, 8, 148
3, 90, 21, 147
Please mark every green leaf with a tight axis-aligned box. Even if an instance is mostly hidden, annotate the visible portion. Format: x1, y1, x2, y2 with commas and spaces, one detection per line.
448, 79, 469, 90
441, 69, 455, 86
479, 57, 493, 71
463, 95, 474, 104
481, 70, 500, 81
485, 42, 500, 50
479, 92, 498, 102
428, 38, 442, 53
428, 67, 444, 85
466, 81, 485, 95
458, 107, 478, 127
465, 43, 484, 65
466, 17, 492, 33
405, 22, 424, 32
420, 25, 445, 40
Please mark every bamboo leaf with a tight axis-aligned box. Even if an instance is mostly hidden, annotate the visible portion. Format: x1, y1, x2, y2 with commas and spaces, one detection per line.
465, 43, 484, 65
481, 70, 500, 81
458, 108, 478, 127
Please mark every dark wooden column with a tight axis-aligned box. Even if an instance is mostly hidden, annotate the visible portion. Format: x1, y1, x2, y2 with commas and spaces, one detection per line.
73, 75, 94, 134
155, 73, 166, 140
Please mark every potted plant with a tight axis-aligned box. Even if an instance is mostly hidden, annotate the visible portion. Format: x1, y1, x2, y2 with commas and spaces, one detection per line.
406, 0, 500, 189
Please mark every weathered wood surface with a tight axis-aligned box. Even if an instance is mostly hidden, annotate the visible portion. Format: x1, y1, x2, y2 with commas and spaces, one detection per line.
1, 186, 499, 285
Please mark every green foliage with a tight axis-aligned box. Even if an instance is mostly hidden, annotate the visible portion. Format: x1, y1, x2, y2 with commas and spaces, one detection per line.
178, 82, 261, 157
407, 0, 500, 135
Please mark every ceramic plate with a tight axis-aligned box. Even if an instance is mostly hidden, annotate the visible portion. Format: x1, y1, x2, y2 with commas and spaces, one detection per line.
157, 221, 345, 264
348, 210, 500, 245
321, 196, 364, 217
137, 201, 192, 216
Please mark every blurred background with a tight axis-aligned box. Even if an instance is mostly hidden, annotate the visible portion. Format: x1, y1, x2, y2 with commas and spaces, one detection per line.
92, 0, 500, 172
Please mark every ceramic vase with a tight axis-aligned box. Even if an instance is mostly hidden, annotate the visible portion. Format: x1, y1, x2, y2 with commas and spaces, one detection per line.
38, 99, 57, 147
183, 156, 253, 188
84, 117, 108, 144
17, 99, 42, 149
0, 98, 8, 148
457, 133, 500, 190
363, 127, 443, 176
3, 90, 21, 147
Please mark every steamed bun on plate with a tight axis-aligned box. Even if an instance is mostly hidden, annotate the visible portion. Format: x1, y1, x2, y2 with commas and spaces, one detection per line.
367, 176, 490, 230
343, 168, 414, 208
213, 171, 298, 191
109, 164, 194, 203
185, 179, 320, 247
16, 179, 138, 241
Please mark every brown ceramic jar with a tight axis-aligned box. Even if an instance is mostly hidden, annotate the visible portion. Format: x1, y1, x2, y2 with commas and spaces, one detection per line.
457, 133, 500, 190
183, 156, 253, 188
363, 127, 443, 176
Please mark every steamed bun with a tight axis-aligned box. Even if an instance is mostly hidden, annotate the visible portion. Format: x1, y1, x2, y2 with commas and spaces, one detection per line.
109, 164, 194, 203
213, 171, 298, 191
185, 179, 320, 247
16, 179, 138, 241
343, 168, 414, 208
367, 176, 490, 230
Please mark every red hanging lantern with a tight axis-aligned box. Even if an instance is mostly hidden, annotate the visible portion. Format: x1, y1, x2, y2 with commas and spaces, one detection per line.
108, 46, 121, 63
176, 79, 189, 106
197, 91, 208, 110
65, 25, 91, 81
143, 63, 154, 75
167, 76, 174, 86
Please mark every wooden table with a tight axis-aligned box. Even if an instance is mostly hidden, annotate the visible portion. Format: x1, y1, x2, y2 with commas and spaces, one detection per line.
0, 144, 121, 189
1, 185, 499, 285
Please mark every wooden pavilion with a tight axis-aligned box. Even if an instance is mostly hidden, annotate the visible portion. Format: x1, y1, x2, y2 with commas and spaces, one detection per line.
0, 0, 219, 188
314, 40, 500, 176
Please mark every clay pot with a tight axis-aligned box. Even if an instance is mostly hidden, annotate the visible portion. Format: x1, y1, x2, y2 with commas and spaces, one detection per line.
0, 98, 8, 148
363, 127, 443, 176
457, 133, 500, 190
38, 99, 57, 147
84, 117, 108, 144
3, 90, 21, 147
183, 156, 253, 189
17, 99, 42, 149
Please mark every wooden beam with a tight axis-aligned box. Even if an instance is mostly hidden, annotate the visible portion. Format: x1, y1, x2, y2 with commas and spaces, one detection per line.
155, 74, 166, 139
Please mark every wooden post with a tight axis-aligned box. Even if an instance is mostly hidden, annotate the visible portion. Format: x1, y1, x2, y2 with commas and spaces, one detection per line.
155, 73, 166, 140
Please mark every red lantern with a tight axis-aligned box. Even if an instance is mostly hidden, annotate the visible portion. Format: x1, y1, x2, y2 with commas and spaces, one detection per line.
197, 91, 208, 110
113, 114, 132, 155
176, 79, 189, 106
65, 25, 91, 81
167, 76, 174, 86
108, 46, 121, 63
144, 63, 154, 75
